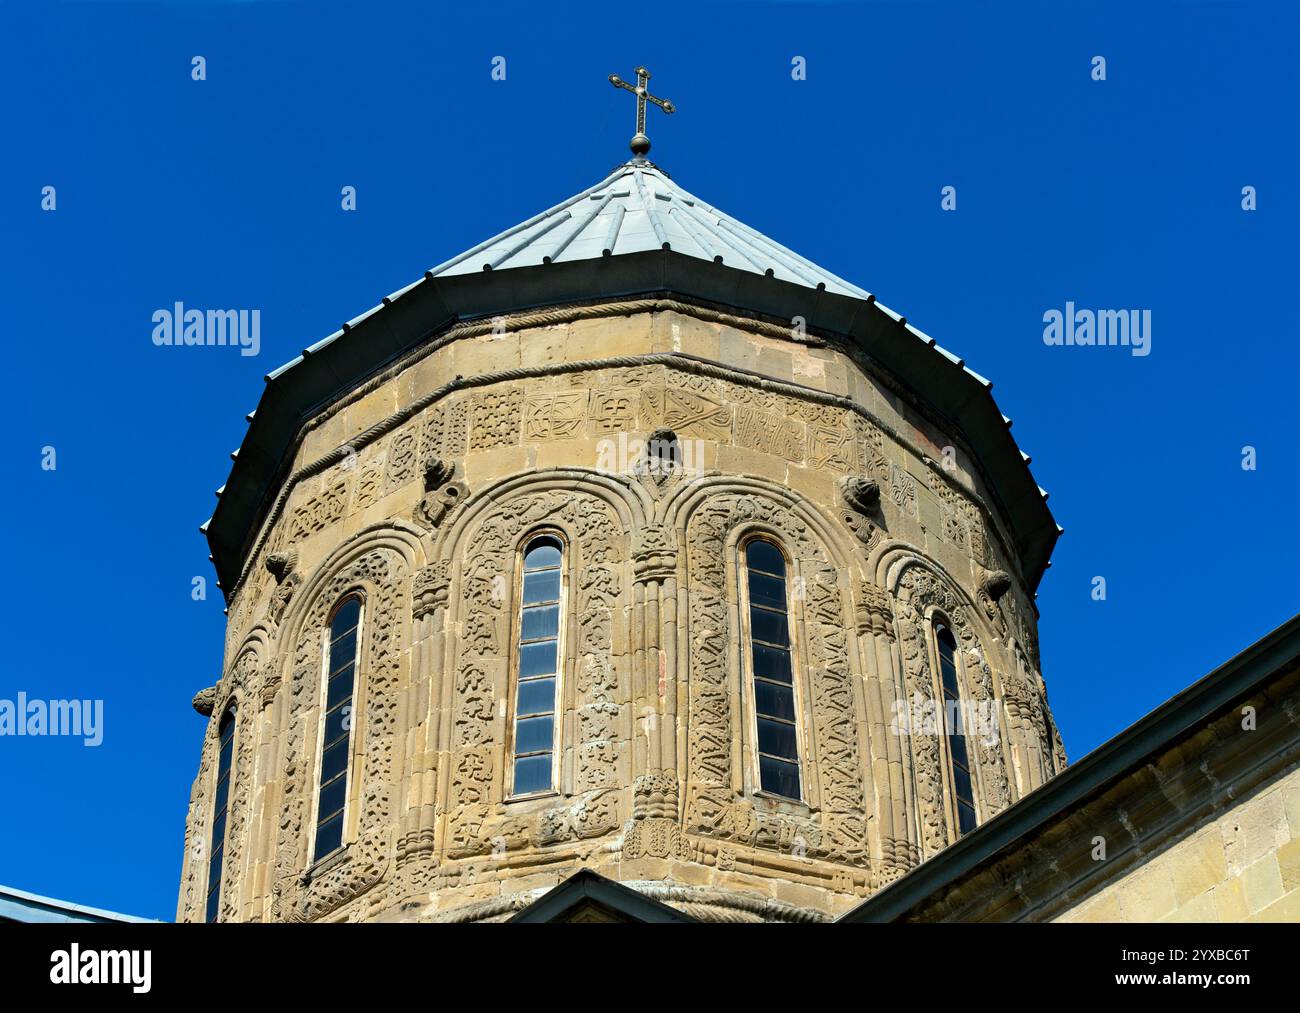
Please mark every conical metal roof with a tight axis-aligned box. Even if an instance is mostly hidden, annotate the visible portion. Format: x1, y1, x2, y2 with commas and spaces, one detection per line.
424, 159, 870, 300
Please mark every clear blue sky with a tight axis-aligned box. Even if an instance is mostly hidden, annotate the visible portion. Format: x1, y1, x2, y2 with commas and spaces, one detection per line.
1, 0, 1295, 921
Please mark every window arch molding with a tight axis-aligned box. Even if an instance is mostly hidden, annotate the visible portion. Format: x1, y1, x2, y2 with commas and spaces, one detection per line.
734, 527, 813, 807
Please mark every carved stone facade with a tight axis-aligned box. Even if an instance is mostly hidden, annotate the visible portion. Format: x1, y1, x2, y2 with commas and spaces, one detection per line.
180, 304, 1064, 923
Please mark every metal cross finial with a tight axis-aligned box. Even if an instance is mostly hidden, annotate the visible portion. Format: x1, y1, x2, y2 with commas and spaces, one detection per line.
608, 66, 675, 159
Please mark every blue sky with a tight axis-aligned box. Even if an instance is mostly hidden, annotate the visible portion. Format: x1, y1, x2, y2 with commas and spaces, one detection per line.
1, 0, 1295, 920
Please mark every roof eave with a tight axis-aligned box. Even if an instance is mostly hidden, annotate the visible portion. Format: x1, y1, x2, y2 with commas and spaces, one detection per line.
207, 251, 1056, 597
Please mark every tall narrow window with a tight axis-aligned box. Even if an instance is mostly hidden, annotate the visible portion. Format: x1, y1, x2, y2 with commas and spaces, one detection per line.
315, 596, 362, 861
205, 707, 236, 923
935, 622, 977, 836
511, 536, 563, 796
744, 538, 801, 800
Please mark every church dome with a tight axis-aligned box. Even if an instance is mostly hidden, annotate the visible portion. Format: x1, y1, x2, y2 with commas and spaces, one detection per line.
183, 144, 1064, 923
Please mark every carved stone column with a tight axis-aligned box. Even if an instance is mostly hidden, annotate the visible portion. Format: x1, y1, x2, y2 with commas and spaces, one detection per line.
394, 560, 450, 896
624, 524, 683, 858
855, 582, 918, 882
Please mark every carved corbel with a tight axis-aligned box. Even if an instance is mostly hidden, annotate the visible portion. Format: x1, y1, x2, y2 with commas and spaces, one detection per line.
415, 458, 467, 530
265, 549, 301, 627
840, 476, 881, 513
976, 567, 1011, 637
979, 568, 1012, 602
265, 549, 297, 582
192, 685, 217, 717
840, 476, 884, 551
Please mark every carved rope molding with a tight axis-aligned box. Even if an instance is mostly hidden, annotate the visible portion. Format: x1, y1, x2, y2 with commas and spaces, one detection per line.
232, 348, 1006, 605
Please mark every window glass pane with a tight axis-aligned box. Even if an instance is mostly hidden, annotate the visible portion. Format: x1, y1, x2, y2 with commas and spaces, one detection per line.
314, 811, 344, 858
938, 658, 961, 700
521, 603, 559, 641
524, 541, 561, 570
320, 737, 351, 784
217, 738, 234, 774
210, 811, 227, 852
513, 754, 552, 795
516, 677, 555, 717
331, 598, 361, 638
757, 717, 799, 761
751, 643, 792, 683
519, 641, 557, 679
523, 569, 560, 605
329, 629, 358, 672
317, 772, 347, 823
323, 702, 351, 750
207, 711, 236, 924
747, 570, 786, 610
211, 782, 230, 820
745, 539, 785, 576
514, 715, 554, 755
957, 801, 977, 836
750, 607, 790, 648
950, 760, 973, 803
326, 665, 355, 711
755, 679, 796, 722
948, 731, 971, 775
759, 755, 801, 799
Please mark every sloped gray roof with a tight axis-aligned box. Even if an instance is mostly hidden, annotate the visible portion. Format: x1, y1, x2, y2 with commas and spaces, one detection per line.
425, 159, 870, 299
0, 884, 155, 923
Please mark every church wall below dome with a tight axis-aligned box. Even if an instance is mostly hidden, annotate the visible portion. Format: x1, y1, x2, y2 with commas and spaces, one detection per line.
179, 301, 1065, 923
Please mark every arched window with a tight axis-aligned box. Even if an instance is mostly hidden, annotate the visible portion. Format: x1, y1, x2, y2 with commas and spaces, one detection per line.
205, 707, 236, 923
743, 538, 802, 800
934, 622, 977, 836
314, 595, 363, 861
510, 535, 564, 796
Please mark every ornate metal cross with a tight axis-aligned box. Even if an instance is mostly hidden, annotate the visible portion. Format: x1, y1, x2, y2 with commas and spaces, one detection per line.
608, 66, 675, 158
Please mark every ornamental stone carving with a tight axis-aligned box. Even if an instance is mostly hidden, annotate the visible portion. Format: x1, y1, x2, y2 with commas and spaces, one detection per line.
182, 301, 1061, 924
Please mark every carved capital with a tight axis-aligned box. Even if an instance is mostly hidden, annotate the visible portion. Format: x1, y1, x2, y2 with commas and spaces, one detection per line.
632, 524, 677, 583
633, 770, 679, 820
413, 561, 452, 621
855, 581, 896, 639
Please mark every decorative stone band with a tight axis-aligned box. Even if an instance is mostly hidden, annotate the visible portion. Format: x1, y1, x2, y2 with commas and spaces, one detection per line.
229, 347, 1000, 603
300, 296, 833, 440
